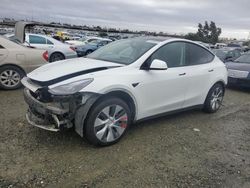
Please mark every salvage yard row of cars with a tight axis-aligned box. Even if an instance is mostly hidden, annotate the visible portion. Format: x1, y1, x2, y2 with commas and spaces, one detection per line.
0, 22, 250, 146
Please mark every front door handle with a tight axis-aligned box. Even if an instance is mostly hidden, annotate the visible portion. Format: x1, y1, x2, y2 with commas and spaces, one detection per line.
208, 69, 214, 72
179, 73, 186, 76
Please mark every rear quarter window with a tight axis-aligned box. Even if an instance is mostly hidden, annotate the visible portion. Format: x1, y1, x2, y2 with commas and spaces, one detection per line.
47, 39, 53, 45
186, 43, 214, 65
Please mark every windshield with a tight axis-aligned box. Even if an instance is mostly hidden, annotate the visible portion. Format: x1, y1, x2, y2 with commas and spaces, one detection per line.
87, 38, 158, 65
234, 54, 250, 64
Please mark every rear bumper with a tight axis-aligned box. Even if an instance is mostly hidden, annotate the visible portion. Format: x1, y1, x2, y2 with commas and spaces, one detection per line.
23, 88, 72, 131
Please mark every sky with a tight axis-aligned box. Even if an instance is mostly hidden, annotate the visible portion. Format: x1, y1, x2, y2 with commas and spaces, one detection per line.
0, 0, 250, 39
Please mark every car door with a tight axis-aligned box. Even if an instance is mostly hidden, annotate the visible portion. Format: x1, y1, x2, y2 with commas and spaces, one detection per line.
46, 38, 54, 49
28, 35, 48, 50
181, 42, 215, 108
135, 42, 189, 119
0, 44, 8, 62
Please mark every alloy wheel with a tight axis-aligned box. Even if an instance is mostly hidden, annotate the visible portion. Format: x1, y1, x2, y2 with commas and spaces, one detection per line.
210, 87, 223, 111
0, 69, 21, 88
94, 105, 128, 143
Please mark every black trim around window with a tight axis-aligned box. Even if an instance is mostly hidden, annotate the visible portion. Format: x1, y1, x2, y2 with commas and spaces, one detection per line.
140, 40, 215, 70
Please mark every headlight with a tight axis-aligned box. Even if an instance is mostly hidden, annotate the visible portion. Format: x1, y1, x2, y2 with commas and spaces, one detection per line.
49, 78, 94, 95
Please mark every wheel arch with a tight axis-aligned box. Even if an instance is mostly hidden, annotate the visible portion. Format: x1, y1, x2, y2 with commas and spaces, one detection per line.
101, 90, 137, 122
211, 80, 226, 94
0, 63, 26, 75
74, 89, 138, 137
49, 51, 65, 62
203, 80, 226, 104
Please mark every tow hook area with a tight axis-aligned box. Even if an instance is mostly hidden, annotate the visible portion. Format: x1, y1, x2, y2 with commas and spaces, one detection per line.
26, 109, 73, 131
23, 88, 75, 131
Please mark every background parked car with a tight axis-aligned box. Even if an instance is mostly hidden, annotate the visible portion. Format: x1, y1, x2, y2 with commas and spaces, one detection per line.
7, 33, 77, 62
0, 36, 48, 89
65, 36, 110, 46
225, 53, 250, 87
25, 33, 77, 62
75, 39, 112, 57
212, 48, 241, 62
215, 43, 227, 49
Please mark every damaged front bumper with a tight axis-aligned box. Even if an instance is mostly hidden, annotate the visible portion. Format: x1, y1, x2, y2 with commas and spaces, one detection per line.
23, 88, 73, 131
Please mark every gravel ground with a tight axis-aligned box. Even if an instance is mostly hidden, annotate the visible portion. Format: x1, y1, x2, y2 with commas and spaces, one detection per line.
0, 88, 250, 188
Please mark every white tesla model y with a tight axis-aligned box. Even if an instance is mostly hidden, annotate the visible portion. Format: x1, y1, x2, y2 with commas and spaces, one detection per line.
21, 37, 228, 146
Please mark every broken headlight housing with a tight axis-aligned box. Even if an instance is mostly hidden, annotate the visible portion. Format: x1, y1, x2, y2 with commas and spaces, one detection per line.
49, 78, 94, 95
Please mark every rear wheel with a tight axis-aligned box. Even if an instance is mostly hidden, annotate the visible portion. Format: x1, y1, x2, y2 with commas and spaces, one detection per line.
49, 52, 65, 62
0, 65, 25, 90
84, 97, 131, 146
203, 83, 224, 113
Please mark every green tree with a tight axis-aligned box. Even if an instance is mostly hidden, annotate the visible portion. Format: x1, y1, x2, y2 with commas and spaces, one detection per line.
185, 21, 221, 44
99, 31, 108, 37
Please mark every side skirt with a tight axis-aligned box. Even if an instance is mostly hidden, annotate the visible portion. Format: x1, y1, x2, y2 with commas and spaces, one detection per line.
135, 104, 204, 123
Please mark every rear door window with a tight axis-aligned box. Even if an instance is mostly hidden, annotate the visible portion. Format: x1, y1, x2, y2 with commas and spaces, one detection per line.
29, 35, 47, 44
185, 43, 214, 65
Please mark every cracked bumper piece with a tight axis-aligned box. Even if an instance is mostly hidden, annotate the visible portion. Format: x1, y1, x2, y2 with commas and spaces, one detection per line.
23, 88, 73, 131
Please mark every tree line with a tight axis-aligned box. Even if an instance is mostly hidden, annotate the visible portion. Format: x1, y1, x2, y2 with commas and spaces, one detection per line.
185, 21, 222, 44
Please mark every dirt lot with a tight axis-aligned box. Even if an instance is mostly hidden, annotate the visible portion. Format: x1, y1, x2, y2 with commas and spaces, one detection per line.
0, 88, 250, 188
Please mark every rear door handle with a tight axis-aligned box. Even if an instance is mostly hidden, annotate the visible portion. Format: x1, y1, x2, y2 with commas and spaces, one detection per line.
208, 69, 214, 72
179, 73, 186, 76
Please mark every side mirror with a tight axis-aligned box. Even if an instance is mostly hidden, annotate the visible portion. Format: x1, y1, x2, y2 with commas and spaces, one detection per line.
150, 59, 168, 70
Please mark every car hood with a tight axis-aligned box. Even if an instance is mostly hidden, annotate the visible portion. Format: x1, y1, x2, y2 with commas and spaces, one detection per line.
225, 62, 250, 72
28, 58, 123, 84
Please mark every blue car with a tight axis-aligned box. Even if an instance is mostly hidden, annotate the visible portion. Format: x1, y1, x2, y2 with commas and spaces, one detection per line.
75, 39, 112, 57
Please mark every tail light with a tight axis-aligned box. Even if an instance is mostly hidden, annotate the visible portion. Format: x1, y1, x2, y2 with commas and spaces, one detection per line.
70, 46, 76, 51
43, 51, 49, 62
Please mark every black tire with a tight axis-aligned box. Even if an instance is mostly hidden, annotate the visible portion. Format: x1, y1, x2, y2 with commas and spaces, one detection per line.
49, 52, 65, 62
85, 50, 93, 56
203, 83, 224, 113
0, 65, 25, 90
84, 97, 132, 146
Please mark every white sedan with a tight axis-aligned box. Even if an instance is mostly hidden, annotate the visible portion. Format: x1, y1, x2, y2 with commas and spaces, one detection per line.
21, 37, 228, 146
25, 33, 77, 62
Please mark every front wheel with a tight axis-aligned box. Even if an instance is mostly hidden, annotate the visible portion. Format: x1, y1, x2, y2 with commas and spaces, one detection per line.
84, 97, 131, 146
203, 83, 224, 113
